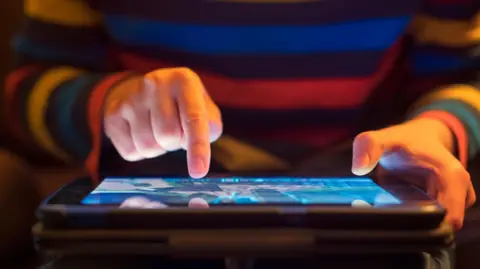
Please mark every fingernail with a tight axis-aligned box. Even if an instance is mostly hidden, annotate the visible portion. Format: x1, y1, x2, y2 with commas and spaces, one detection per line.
351, 200, 372, 208
145, 201, 168, 209
123, 153, 143, 162
143, 78, 155, 92
120, 196, 150, 208
189, 198, 210, 208
352, 155, 371, 175
190, 157, 206, 178
353, 153, 368, 167
360, 154, 370, 167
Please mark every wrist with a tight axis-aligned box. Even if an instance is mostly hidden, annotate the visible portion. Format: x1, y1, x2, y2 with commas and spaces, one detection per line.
412, 110, 468, 166
411, 117, 455, 152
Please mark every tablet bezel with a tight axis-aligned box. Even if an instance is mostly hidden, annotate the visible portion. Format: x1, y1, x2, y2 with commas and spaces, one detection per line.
37, 175, 445, 230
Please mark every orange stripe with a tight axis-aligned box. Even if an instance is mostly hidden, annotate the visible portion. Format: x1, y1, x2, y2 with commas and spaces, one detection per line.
86, 73, 129, 185
118, 45, 400, 109
4, 66, 41, 142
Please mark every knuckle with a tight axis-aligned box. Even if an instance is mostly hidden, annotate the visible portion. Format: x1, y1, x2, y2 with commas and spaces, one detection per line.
154, 119, 183, 142
103, 119, 116, 137
355, 131, 376, 143
460, 170, 472, 186
136, 145, 165, 158
209, 120, 223, 143
460, 168, 471, 180
174, 67, 198, 79
157, 126, 182, 138
188, 129, 210, 147
104, 112, 125, 127
190, 140, 209, 152
117, 145, 142, 161
140, 150, 164, 159
208, 103, 222, 119
119, 102, 138, 121
446, 164, 470, 183
135, 138, 156, 151
172, 68, 201, 85
144, 72, 157, 80
470, 195, 477, 206
353, 131, 379, 150
471, 197, 477, 206
123, 154, 143, 162
142, 76, 159, 94
157, 130, 182, 142
145, 69, 167, 82
156, 131, 183, 151
148, 67, 198, 81
185, 111, 208, 124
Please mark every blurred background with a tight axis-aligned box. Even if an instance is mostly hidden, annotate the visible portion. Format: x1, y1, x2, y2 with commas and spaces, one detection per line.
0, 2, 479, 269
0, 1, 22, 142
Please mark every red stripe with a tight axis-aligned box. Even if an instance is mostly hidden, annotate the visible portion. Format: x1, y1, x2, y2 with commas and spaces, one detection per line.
118, 45, 400, 110
86, 72, 129, 185
4, 66, 41, 143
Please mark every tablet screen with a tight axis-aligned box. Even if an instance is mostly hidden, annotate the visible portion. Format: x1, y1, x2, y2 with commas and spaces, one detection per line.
81, 177, 402, 206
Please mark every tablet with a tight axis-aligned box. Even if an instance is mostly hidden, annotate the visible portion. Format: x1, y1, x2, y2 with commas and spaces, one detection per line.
82, 176, 404, 206
38, 175, 445, 230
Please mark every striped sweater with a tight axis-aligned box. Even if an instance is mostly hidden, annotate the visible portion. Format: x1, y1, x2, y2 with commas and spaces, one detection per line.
4, 0, 480, 174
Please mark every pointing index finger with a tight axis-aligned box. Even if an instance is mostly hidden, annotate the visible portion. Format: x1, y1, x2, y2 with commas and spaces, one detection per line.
171, 69, 210, 178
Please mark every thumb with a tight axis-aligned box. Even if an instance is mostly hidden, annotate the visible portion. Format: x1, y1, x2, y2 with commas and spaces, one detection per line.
352, 131, 387, 176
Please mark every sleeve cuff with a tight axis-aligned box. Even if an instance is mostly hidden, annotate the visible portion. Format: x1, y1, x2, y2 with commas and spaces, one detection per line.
85, 72, 137, 183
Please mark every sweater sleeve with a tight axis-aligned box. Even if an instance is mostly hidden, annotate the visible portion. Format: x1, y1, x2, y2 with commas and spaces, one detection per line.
3, 0, 135, 173
406, 0, 480, 163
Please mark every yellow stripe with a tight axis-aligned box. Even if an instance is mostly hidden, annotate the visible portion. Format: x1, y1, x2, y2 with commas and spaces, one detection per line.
27, 67, 83, 161
410, 12, 480, 48
24, 0, 101, 26
411, 85, 480, 113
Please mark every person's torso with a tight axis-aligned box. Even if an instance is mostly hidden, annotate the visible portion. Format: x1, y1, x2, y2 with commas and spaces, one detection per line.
91, 0, 423, 152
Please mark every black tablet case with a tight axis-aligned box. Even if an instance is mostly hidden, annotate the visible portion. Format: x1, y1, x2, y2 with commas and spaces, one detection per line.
33, 148, 480, 269
33, 223, 455, 269
32, 222, 453, 253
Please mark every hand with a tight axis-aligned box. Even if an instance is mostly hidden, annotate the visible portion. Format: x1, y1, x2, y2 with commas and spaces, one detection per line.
120, 196, 209, 209
104, 68, 223, 178
351, 118, 476, 229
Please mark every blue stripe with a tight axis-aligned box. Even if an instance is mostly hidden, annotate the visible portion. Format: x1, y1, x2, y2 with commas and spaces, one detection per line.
12, 35, 106, 67
52, 77, 96, 158
409, 99, 480, 158
412, 52, 467, 74
104, 15, 410, 55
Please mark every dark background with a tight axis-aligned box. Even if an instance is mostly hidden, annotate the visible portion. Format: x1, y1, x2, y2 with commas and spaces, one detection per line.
0, 1, 479, 268
0, 0, 22, 141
